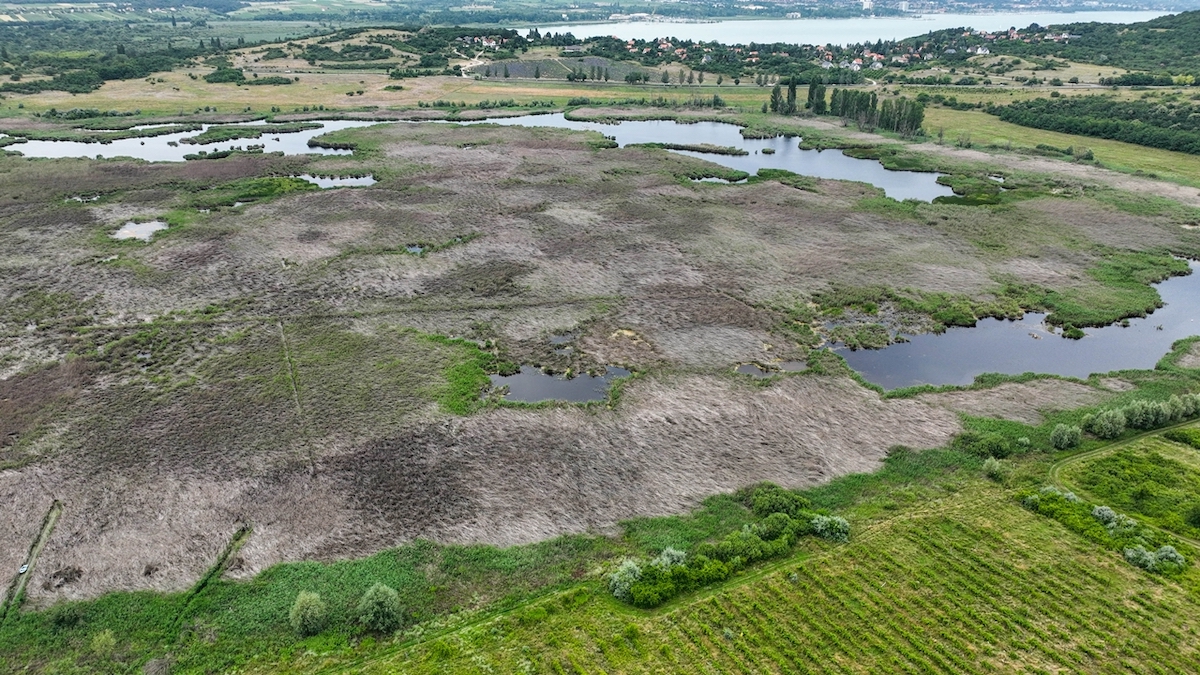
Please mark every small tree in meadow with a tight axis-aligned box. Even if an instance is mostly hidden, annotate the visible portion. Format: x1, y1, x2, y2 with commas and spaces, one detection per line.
289, 591, 328, 636
812, 515, 850, 542
356, 583, 403, 633
982, 456, 1006, 482
609, 559, 642, 601
1050, 424, 1082, 450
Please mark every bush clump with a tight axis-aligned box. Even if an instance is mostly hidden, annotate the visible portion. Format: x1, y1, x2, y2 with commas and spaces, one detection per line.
1124, 545, 1186, 573
289, 591, 328, 637
1051, 424, 1082, 450
608, 559, 642, 602
609, 484, 849, 608
1023, 487, 1188, 575
1085, 409, 1127, 439
739, 482, 812, 518
1163, 427, 1200, 449
811, 515, 851, 542
356, 583, 403, 633
953, 431, 1012, 458
1081, 394, 1200, 440
982, 456, 1006, 482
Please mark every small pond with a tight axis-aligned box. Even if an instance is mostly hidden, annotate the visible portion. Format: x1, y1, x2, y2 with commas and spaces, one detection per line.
294, 174, 377, 188
462, 113, 954, 201
489, 365, 631, 403
5, 120, 376, 162
839, 262, 1200, 390
112, 220, 168, 241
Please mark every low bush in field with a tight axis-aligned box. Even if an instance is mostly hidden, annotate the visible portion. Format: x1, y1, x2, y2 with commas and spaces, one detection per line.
1124, 545, 1186, 573
1051, 424, 1082, 450
953, 431, 1013, 458
1021, 486, 1188, 576
356, 583, 403, 633
1163, 427, 1200, 449
289, 591, 327, 636
982, 456, 1007, 481
609, 483, 849, 608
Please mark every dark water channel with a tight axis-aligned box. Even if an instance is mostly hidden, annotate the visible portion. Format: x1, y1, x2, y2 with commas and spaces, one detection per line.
489, 366, 631, 403
466, 113, 954, 202
840, 262, 1200, 390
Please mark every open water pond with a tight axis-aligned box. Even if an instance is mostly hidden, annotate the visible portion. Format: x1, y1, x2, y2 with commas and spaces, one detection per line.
5, 120, 376, 162
294, 174, 377, 188
111, 220, 167, 241
489, 365, 631, 403
466, 113, 953, 201
840, 262, 1200, 389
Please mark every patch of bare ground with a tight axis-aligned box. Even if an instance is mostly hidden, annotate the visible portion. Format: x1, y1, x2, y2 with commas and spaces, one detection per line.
11, 373, 959, 602
917, 379, 1112, 425
1177, 342, 1200, 369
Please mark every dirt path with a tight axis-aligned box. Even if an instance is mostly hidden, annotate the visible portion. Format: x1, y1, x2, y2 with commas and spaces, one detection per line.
1, 500, 62, 622
787, 115, 1200, 207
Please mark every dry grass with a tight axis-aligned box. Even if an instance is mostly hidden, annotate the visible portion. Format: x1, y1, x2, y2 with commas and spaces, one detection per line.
1178, 342, 1200, 369
11, 372, 960, 604
2, 116, 1198, 605
917, 378, 1113, 425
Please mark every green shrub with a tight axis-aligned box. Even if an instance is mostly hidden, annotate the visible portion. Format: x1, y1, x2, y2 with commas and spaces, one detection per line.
812, 515, 850, 542
1124, 545, 1186, 573
289, 591, 327, 637
982, 456, 1006, 482
652, 547, 686, 568
90, 629, 116, 658
608, 559, 642, 601
1086, 409, 1127, 439
356, 583, 403, 633
1163, 427, 1200, 449
742, 482, 811, 518
954, 431, 1012, 458
1051, 424, 1082, 450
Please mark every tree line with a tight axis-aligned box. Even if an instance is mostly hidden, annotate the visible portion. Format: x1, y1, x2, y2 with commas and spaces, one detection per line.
992, 96, 1200, 155
767, 81, 925, 137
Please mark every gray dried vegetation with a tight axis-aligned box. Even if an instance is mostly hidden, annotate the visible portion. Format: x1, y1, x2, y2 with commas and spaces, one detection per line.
0, 120, 1192, 604
1177, 342, 1200, 370
918, 379, 1113, 426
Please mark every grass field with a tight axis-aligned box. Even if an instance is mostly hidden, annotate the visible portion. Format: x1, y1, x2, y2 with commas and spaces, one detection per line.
923, 106, 1200, 186
1061, 434, 1200, 541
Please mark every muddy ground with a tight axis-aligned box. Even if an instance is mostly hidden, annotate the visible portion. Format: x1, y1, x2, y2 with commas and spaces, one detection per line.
2, 119, 1198, 605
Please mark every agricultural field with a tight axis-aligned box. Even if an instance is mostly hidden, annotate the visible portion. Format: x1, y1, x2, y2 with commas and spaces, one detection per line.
314, 485, 1200, 674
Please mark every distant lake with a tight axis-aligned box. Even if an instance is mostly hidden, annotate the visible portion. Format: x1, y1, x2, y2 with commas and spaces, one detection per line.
526, 11, 1169, 46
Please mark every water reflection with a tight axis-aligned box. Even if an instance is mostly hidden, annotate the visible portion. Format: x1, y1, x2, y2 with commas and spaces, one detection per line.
112, 220, 167, 241
464, 113, 953, 201
489, 365, 631, 402
7, 120, 375, 162
840, 262, 1200, 389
